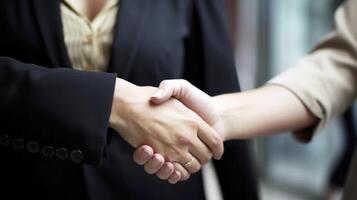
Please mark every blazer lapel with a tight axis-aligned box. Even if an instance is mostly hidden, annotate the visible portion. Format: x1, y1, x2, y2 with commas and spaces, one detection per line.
107, 0, 150, 78
32, 0, 71, 68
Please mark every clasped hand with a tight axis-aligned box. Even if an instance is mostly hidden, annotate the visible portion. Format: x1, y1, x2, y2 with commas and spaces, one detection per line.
109, 79, 224, 184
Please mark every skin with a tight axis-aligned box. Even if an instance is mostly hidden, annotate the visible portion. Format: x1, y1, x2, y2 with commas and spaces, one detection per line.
66, 0, 108, 21
65, 0, 223, 183
109, 78, 224, 182
134, 79, 319, 182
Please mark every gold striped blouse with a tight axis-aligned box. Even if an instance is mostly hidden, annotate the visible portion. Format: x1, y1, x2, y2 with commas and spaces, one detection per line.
60, 0, 119, 72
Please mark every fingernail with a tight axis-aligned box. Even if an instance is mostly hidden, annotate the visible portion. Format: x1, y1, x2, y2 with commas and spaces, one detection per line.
152, 89, 164, 98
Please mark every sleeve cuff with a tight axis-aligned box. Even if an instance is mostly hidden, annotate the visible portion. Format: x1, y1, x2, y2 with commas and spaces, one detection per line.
266, 74, 329, 142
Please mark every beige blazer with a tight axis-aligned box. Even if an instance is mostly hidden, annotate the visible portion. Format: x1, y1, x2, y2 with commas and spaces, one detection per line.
267, 0, 357, 198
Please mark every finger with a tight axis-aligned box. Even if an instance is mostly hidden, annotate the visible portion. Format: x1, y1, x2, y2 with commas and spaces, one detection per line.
133, 145, 154, 165
170, 147, 200, 175
197, 120, 224, 160
189, 139, 212, 165
181, 155, 201, 174
172, 162, 190, 181
156, 162, 175, 180
144, 153, 165, 174
168, 170, 181, 184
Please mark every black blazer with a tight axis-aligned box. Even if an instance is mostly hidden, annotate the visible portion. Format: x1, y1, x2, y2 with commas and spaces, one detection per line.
0, 0, 258, 199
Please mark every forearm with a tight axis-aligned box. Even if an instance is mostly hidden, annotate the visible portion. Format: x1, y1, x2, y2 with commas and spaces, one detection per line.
214, 85, 318, 140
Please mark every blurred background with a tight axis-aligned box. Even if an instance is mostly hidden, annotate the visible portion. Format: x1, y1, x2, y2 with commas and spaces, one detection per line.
204, 0, 355, 200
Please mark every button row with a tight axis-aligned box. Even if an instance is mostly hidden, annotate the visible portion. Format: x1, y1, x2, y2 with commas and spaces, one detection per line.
0, 134, 84, 163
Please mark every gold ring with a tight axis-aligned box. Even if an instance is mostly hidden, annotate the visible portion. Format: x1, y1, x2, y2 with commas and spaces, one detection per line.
184, 158, 194, 168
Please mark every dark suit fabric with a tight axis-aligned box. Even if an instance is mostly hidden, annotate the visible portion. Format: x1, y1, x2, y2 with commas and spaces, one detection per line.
0, 0, 258, 199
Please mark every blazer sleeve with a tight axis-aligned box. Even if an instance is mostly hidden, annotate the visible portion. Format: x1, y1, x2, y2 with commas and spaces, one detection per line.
268, 0, 357, 141
0, 57, 116, 165
184, 1, 258, 199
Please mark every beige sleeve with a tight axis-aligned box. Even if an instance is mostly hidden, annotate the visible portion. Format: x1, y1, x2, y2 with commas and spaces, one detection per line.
267, 0, 357, 140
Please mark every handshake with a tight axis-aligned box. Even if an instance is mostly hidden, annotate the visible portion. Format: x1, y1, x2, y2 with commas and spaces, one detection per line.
108, 78, 315, 184
109, 78, 227, 184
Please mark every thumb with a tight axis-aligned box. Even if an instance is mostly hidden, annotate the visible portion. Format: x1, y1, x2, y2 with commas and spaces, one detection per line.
151, 89, 171, 104
151, 80, 219, 127
150, 80, 183, 104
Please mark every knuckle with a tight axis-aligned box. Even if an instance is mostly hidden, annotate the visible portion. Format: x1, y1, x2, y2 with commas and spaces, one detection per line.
160, 80, 169, 87
153, 155, 164, 165
169, 173, 180, 183
166, 155, 175, 163
167, 145, 184, 160
161, 163, 171, 173
212, 136, 223, 149
144, 166, 155, 174
181, 80, 191, 91
186, 120, 199, 131
157, 170, 169, 180
177, 134, 192, 146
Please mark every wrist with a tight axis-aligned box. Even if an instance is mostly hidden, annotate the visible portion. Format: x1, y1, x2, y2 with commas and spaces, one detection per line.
109, 78, 136, 130
213, 93, 252, 141
212, 95, 231, 141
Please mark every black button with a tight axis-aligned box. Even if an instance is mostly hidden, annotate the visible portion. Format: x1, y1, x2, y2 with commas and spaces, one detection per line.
12, 138, 25, 150
0, 134, 10, 147
56, 148, 69, 160
27, 141, 40, 153
42, 146, 55, 158
70, 150, 84, 163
